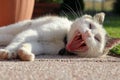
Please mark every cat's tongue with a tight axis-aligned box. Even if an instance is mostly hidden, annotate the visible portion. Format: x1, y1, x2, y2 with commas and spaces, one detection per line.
66, 32, 88, 52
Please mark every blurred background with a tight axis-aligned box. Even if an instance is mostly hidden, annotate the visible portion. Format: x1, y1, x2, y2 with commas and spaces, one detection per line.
33, 0, 117, 17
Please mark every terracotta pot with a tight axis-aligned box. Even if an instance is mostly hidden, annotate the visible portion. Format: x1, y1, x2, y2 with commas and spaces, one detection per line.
33, 2, 60, 18
0, 0, 35, 26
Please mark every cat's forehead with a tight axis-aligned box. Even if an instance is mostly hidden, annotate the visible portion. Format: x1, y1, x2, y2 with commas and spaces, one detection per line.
75, 15, 92, 21
75, 17, 99, 26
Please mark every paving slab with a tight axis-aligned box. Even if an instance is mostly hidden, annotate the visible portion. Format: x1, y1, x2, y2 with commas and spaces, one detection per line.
0, 55, 120, 80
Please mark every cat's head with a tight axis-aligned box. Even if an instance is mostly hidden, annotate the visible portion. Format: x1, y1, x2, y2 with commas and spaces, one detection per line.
66, 12, 107, 57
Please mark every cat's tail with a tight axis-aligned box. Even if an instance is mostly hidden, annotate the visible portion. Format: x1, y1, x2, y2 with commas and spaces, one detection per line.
0, 20, 32, 35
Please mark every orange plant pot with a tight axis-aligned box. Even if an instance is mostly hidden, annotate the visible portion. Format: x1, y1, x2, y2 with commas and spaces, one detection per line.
0, 0, 35, 26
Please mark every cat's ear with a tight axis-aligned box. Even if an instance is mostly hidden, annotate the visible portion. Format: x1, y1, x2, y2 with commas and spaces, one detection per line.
82, 14, 92, 19
93, 12, 105, 24
103, 36, 120, 55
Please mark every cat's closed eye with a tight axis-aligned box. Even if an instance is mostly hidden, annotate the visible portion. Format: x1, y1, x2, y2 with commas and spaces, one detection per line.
94, 34, 101, 42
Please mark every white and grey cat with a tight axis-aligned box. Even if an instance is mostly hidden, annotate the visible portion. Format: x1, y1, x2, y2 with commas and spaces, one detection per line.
0, 12, 106, 61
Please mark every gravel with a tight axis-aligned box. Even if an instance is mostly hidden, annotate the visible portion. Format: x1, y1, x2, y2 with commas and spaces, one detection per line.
0, 55, 120, 80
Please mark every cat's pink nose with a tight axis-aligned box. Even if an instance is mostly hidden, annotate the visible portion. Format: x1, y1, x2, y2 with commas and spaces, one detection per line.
82, 31, 91, 40
85, 31, 91, 37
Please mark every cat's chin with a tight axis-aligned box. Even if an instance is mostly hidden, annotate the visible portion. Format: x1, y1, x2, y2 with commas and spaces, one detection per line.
66, 30, 88, 52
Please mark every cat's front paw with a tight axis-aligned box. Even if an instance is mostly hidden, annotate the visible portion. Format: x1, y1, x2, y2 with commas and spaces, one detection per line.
0, 49, 9, 60
0, 49, 18, 60
18, 48, 35, 61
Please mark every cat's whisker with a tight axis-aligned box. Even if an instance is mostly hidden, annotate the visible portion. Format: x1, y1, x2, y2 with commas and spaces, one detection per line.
64, 3, 78, 18
76, 0, 83, 16
61, 10, 68, 17
63, 5, 77, 18
75, 0, 80, 17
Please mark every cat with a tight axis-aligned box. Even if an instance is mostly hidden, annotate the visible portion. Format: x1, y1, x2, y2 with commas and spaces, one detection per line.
0, 12, 107, 61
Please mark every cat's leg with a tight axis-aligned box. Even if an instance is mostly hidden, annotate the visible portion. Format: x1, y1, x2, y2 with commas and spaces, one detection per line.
0, 29, 38, 60
17, 41, 64, 61
17, 42, 44, 61
0, 20, 32, 45
0, 34, 14, 46
17, 43, 35, 61
0, 20, 32, 35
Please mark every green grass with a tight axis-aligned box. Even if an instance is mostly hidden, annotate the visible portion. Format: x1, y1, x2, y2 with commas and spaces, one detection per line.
110, 45, 120, 55
104, 16, 120, 55
104, 16, 120, 38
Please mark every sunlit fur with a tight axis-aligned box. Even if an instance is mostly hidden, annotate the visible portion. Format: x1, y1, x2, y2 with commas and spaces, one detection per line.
0, 13, 106, 61
67, 13, 106, 57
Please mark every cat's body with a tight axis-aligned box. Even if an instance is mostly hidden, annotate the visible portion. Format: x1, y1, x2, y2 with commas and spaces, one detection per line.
0, 13, 106, 61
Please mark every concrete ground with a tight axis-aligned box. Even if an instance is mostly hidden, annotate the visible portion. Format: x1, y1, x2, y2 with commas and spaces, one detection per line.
0, 55, 120, 80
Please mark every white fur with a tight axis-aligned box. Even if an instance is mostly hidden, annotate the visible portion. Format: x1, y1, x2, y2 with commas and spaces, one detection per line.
67, 13, 106, 57
0, 13, 106, 61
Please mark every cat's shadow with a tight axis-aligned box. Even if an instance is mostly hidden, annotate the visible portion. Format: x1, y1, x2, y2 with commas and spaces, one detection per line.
0, 54, 120, 62
108, 53, 120, 58
35, 54, 80, 59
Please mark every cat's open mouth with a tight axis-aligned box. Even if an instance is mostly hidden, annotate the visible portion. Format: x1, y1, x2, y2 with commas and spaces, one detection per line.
66, 31, 88, 52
